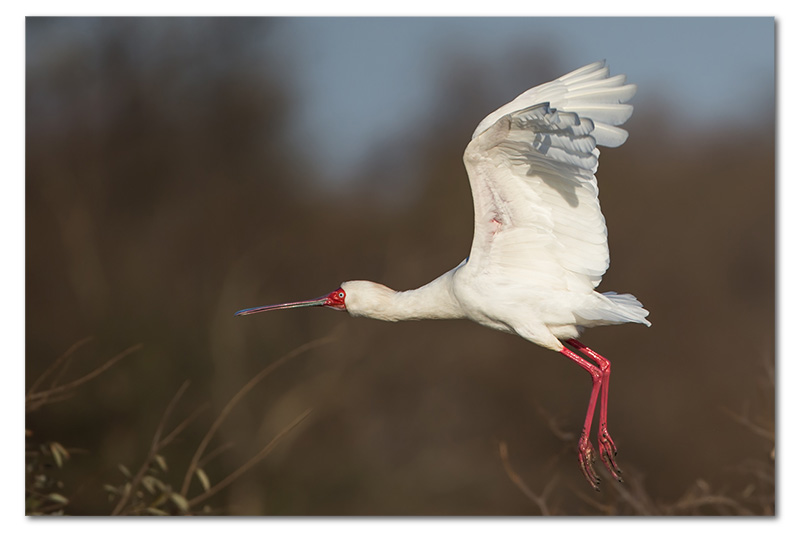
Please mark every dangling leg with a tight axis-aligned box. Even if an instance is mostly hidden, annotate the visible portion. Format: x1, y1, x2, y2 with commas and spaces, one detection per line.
567, 339, 622, 482
558, 345, 604, 490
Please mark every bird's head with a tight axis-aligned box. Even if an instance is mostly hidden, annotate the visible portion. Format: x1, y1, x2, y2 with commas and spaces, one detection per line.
235, 286, 347, 316
234, 280, 399, 319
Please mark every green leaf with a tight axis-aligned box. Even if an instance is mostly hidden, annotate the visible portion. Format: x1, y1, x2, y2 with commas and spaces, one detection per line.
141, 476, 157, 494
118, 464, 131, 478
47, 493, 69, 505
146, 507, 169, 516
169, 492, 189, 513
103, 484, 119, 495
154, 454, 168, 472
49, 442, 69, 468
196, 468, 211, 492
151, 492, 169, 508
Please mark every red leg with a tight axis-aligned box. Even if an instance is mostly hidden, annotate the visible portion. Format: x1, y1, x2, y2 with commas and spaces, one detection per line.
559, 345, 603, 490
567, 339, 623, 482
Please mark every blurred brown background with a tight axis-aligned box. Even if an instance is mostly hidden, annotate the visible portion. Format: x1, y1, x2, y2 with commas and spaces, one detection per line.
26, 18, 774, 515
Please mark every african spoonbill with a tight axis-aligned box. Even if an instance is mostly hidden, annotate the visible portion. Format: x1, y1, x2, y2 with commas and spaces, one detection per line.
236, 60, 650, 490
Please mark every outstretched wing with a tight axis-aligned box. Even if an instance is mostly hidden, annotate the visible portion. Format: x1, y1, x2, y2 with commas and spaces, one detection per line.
462, 61, 636, 294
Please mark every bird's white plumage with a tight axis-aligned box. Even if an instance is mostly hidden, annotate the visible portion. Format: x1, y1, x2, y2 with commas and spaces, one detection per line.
237, 62, 651, 487
335, 62, 648, 351
451, 60, 649, 347
467, 61, 635, 283
472, 60, 636, 147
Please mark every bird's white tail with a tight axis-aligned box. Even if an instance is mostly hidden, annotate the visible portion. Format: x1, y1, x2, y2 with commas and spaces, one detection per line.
576, 291, 651, 327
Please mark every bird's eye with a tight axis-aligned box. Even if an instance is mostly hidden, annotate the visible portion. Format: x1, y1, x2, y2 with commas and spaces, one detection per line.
338, 292, 345, 299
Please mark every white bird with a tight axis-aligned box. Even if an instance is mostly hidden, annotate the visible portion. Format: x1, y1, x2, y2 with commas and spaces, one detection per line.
236, 61, 650, 490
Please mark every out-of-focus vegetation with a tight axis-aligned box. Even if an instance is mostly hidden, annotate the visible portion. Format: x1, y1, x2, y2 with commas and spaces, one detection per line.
26, 18, 774, 515
26, 336, 323, 515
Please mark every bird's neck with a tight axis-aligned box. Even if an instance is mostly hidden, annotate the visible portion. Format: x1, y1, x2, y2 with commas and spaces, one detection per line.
343, 269, 464, 322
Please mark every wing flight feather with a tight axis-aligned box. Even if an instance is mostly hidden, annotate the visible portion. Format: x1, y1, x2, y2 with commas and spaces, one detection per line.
462, 61, 636, 293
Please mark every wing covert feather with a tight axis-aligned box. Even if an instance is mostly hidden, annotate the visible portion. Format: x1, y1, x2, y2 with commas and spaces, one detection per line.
462, 61, 636, 293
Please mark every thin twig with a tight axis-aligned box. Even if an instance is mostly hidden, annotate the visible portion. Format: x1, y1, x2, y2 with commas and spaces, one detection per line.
187, 408, 312, 509
498, 441, 555, 516
32, 501, 69, 515
151, 381, 191, 449
158, 402, 211, 451
27, 336, 93, 396
671, 494, 748, 514
180, 335, 335, 497
49, 350, 75, 390
721, 406, 774, 442
572, 485, 616, 514
111, 380, 193, 516
533, 400, 575, 442
197, 442, 236, 470
27, 343, 143, 406
27, 392, 76, 411
606, 468, 657, 515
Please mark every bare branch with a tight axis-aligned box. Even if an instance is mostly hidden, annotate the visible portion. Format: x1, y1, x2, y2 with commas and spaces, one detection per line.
26, 392, 77, 412
158, 402, 211, 450
606, 468, 658, 515
180, 335, 335, 497
27, 343, 143, 408
187, 408, 312, 509
671, 494, 751, 514
498, 441, 556, 516
150, 380, 192, 449
197, 441, 236, 470
533, 400, 575, 442
721, 406, 774, 442
27, 336, 93, 396
112, 380, 194, 516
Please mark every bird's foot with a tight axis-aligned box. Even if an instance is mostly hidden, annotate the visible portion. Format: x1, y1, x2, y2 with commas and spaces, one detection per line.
577, 437, 601, 491
598, 428, 623, 483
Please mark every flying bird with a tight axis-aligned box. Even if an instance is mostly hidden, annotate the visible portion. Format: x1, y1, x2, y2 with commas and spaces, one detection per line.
236, 61, 650, 490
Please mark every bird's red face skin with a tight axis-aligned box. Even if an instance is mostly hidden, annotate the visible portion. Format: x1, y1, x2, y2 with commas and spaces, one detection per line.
325, 288, 347, 310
